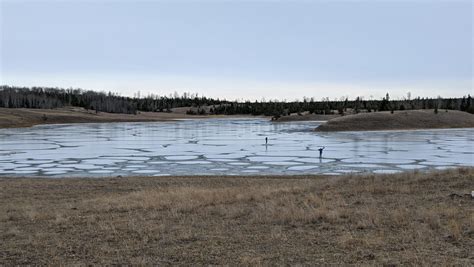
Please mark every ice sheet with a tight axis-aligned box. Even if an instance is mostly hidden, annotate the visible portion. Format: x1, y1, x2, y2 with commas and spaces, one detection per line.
0, 119, 472, 177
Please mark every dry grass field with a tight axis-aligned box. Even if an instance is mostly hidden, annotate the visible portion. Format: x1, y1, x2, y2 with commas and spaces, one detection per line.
1, 168, 473, 265
316, 110, 474, 131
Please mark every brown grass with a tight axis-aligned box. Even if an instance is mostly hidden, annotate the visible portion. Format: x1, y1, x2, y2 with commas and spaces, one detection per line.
274, 113, 340, 122
0, 107, 207, 128
1, 169, 473, 265
316, 109, 474, 131
0, 107, 261, 128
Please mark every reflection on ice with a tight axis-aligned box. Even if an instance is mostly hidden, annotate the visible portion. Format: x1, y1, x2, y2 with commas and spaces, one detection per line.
0, 119, 472, 177
288, 165, 319, 171
132, 170, 159, 174
265, 161, 303, 166
165, 155, 198, 160
396, 164, 427, 170
247, 166, 270, 169
176, 161, 212, 165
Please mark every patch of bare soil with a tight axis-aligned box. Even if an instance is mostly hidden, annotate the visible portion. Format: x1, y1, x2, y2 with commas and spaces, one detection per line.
1, 169, 473, 265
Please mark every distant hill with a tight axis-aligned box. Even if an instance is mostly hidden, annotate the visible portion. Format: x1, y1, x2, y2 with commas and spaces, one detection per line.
315, 110, 474, 131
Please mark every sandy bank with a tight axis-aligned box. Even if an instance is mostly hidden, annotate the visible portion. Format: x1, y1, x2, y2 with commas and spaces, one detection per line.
315, 110, 474, 132
0, 107, 263, 128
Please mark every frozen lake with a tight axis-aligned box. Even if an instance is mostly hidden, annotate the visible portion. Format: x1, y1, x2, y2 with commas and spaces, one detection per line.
0, 119, 473, 177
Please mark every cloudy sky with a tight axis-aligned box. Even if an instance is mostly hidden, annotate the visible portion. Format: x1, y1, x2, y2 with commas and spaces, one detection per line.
1, 0, 472, 101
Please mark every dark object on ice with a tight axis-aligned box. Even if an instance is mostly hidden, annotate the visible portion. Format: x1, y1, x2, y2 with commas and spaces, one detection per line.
318, 146, 325, 158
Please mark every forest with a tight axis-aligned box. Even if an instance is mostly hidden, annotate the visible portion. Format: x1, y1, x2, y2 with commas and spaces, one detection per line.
1, 85, 472, 117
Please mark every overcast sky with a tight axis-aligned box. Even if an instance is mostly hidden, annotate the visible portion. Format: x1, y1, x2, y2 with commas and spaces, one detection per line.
1, 0, 472, 101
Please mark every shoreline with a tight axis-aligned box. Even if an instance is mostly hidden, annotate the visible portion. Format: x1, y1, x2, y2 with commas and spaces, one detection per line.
273, 113, 340, 122
0, 167, 470, 180
2, 108, 474, 132
316, 126, 474, 133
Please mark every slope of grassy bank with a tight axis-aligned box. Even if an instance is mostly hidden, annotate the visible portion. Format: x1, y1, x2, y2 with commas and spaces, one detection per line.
0, 107, 209, 128
274, 113, 340, 122
0, 107, 267, 128
316, 110, 474, 131
1, 169, 473, 265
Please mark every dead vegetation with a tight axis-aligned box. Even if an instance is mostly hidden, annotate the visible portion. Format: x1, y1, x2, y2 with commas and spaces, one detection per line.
1, 169, 473, 265
0, 107, 266, 128
273, 112, 339, 122
316, 109, 474, 131
0, 107, 208, 128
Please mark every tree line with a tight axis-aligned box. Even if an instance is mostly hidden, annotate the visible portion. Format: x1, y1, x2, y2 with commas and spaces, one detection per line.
0, 86, 224, 114
207, 93, 473, 117
1, 86, 472, 116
